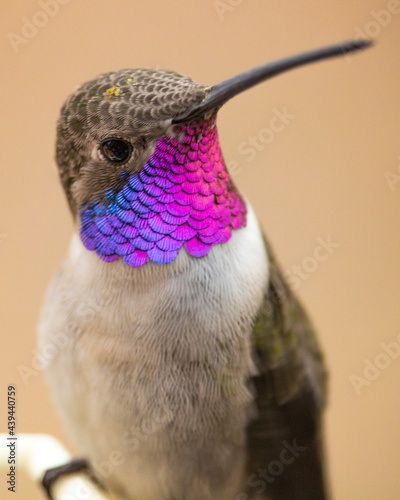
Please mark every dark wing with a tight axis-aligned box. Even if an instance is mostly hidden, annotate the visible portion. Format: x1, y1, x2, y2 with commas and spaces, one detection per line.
244, 237, 329, 500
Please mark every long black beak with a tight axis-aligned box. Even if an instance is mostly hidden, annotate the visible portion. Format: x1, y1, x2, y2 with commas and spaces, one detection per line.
172, 40, 372, 123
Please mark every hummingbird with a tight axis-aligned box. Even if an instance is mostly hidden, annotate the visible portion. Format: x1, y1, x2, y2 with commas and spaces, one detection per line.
39, 40, 371, 500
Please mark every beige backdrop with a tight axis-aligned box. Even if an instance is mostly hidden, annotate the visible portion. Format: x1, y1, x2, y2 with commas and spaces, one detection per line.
1, 1, 400, 499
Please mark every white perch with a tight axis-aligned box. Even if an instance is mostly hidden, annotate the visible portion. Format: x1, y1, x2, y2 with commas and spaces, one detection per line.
0, 434, 108, 499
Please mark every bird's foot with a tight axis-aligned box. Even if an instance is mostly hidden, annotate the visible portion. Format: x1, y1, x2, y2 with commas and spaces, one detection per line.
42, 458, 103, 499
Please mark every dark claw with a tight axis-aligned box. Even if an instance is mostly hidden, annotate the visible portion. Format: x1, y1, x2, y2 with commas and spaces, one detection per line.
41, 458, 90, 500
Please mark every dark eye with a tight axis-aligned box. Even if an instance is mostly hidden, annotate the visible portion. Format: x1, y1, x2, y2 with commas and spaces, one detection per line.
100, 139, 132, 164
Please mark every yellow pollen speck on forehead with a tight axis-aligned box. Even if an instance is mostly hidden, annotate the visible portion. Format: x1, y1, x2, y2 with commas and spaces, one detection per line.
125, 77, 139, 86
104, 86, 123, 99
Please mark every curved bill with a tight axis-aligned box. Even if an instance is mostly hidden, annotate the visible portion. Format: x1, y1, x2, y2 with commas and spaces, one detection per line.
172, 39, 372, 123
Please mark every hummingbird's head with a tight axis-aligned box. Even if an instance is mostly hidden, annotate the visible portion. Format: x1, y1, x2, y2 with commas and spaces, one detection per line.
56, 40, 371, 267
57, 69, 210, 217
57, 68, 248, 266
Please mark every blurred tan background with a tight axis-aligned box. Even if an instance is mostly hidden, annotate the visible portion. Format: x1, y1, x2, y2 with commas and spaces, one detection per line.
1, 1, 400, 499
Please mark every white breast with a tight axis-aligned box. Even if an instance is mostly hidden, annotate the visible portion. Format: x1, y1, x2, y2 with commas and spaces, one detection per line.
38, 202, 268, 500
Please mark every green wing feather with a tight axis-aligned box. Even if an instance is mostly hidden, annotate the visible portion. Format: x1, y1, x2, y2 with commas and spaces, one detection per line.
244, 237, 329, 500
252, 236, 327, 405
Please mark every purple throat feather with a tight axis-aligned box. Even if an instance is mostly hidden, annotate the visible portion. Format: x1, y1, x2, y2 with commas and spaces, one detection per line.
79, 119, 247, 267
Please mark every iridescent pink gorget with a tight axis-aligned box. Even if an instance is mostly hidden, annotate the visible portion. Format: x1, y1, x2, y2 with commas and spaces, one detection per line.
80, 119, 247, 267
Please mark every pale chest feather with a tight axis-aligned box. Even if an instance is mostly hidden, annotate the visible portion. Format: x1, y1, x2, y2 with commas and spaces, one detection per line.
38, 203, 269, 499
